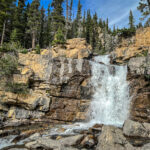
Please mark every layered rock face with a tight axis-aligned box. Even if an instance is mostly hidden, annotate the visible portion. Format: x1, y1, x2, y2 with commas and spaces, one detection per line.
113, 27, 150, 63
0, 39, 92, 123
112, 27, 150, 123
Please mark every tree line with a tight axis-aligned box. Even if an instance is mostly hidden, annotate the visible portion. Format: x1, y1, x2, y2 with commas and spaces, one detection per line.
0, 0, 149, 52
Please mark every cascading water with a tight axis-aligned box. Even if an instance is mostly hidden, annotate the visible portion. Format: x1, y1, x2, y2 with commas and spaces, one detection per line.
89, 55, 130, 127
50, 55, 131, 135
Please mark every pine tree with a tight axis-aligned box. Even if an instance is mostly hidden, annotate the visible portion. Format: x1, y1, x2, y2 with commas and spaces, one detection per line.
51, 0, 65, 34
86, 10, 92, 44
91, 12, 99, 50
0, 0, 16, 46
138, 0, 150, 20
52, 27, 66, 45
75, 0, 82, 37
12, 0, 26, 44
81, 10, 86, 38
45, 4, 52, 47
23, 2, 31, 48
39, 7, 45, 48
69, 0, 73, 22
27, 0, 41, 49
129, 10, 135, 29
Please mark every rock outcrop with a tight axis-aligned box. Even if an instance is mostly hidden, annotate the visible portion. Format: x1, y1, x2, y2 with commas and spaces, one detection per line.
113, 27, 150, 63
0, 40, 92, 123
51, 38, 92, 59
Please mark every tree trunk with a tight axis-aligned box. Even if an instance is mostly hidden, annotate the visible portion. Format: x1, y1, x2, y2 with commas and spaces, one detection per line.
32, 32, 36, 49
147, 0, 150, 10
65, 0, 69, 39
0, 20, 6, 46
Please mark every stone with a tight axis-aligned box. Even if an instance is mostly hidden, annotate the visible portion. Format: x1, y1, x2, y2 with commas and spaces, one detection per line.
96, 125, 134, 150
113, 27, 150, 63
80, 135, 95, 148
123, 120, 150, 138
8, 107, 45, 119
128, 56, 150, 76
25, 135, 84, 150
141, 143, 150, 150
51, 38, 92, 59
29, 133, 41, 140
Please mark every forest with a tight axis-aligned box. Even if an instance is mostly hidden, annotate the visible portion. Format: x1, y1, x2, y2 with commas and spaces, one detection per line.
0, 0, 150, 53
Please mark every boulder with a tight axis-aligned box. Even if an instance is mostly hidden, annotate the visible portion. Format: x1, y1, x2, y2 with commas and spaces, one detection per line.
96, 126, 134, 150
123, 120, 150, 138
25, 135, 84, 150
128, 56, 150, 76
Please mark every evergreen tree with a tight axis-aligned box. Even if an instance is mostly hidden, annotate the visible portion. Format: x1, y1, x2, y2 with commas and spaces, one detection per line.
12, 0, 26, 44
86, 10, 92, 44
24, 2, 31, 48
91, 12, 99, 50
27, 0, 41, 49
81, 10, 86, 38
69, 0, 73, 22
75, 0, 82, 37
52, 27, 66, 45
45, 4, 52, 47
51, 0, 65, 34
39, 7, 45, 48
129, 10, 135, 29
138, 0, 150, 22
0, 0, 16, 46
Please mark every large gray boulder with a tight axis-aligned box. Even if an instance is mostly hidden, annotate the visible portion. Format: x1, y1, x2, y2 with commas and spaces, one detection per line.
123, 120, 150, 138
128, 56, 150, 76
96, 126, 134, 150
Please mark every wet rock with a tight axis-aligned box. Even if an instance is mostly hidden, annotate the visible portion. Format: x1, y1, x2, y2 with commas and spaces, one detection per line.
25, 135, 83, 150
80, 135, 95, 148
29, 132, 41, 140
96, 126, 134, 150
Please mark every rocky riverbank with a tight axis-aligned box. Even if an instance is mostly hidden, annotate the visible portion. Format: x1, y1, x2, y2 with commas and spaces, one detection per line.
0, 28, 150, 150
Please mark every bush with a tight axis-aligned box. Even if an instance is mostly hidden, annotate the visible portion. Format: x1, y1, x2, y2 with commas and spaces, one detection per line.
5, 82, 29, 94
20, 49, 28, 54
52, 27, 66, 45
0, 42, 22, 53
118, 28, 136, 38
35, 44, 41, 54
0, 54, 18, 78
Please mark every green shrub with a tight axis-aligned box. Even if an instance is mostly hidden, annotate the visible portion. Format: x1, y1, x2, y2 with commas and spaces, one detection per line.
20, 49, 28, 54
35, 44, 41, 54
52, 27, 66, 45
0, 42, 22, 53
5, 82, 29, 94
118, 28, 136, 38
0, 54, 18, 78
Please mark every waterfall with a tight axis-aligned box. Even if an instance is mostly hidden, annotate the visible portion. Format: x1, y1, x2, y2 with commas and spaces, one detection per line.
89, 55, 130, 127
50, 55, 131, 135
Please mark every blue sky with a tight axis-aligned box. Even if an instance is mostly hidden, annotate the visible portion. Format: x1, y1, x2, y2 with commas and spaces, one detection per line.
26, 0, 142, 29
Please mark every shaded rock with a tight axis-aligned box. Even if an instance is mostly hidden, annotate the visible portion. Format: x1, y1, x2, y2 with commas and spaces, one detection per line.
49, 97, 90, 122
80, 135, 95, 148
96, 126, 134, 150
